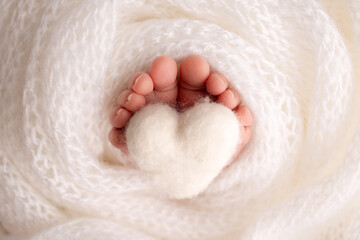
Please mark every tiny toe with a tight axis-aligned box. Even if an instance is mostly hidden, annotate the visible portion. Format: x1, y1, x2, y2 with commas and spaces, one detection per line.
129, 72, 154, 95
206, 73, 228, 96
118, 90, 146, 112
180, 55, 210, 89
236, 106, 253, 126
149, 56, 178, 91
217, 88, 240, 110
241, 126, 252, 146
109, 107, 132, 128
228, 126, 252, 165
108, 128, 129, 155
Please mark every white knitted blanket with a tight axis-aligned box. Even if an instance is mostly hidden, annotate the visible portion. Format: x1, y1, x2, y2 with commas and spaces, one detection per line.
1, 0, 360, 239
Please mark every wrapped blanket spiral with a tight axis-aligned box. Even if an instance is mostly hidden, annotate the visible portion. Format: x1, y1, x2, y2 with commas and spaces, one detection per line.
1, 0, 360, 239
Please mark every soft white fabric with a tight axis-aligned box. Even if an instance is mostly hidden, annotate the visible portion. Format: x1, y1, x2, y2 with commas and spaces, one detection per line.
0, 0, 360, 239
126, 101, 240, 199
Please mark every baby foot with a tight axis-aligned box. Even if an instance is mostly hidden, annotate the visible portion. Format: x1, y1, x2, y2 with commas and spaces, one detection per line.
109, 55, 253, 162
177, 55, 253, 162
109, 56, 178, 154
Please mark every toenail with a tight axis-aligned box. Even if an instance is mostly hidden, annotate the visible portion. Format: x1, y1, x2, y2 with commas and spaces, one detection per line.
134, 74, 142, 86
239, 126, 245, 134
126, 93, 133, 102
116, 108, 123, 117
238, 106, 253, 125
228, 89, 235, 99
216, 74, 227, 87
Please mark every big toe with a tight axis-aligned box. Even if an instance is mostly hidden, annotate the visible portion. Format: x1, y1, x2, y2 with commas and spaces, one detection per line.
178, 55, 211, 108
146, 56, 178, 105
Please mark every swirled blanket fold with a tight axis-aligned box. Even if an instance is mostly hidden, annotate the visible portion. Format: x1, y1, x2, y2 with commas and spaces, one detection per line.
1, 0, 360, 239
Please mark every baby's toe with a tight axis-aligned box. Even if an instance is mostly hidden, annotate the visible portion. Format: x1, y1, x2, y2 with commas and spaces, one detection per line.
118, 90, 146, 112
240, 126, 252, 146
180, 55, 210, 89
228, 126, 252, 164
129, 72, 154, 96
148, 56, 178, 105
108, 128, 129, 155
217, 88, 241, 110
206, 73, 228, 96
178, 55, 211, 108
236, 106, 253, 126
149, 56, 178, 91
109, 107, 132, 128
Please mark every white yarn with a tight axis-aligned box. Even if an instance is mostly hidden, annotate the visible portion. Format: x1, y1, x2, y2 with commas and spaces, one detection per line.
126, 101, 240, 199
0, 0, 360, 239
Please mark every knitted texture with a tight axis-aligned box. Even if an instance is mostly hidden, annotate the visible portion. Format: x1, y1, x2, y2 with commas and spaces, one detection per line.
0, 0, 360, 239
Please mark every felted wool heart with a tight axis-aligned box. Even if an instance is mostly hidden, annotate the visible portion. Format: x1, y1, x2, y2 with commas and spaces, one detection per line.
126, 101, 240, 199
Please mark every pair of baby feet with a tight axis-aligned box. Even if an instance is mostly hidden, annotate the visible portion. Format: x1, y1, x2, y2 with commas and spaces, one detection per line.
109, 55, 253, 161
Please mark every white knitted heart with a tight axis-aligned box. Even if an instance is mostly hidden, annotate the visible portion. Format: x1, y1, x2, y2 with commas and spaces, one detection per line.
126, 101, 240, 199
